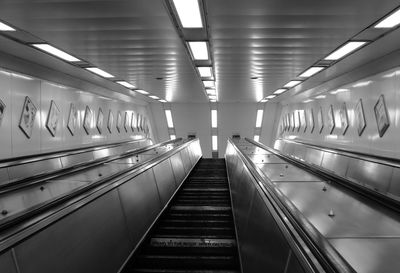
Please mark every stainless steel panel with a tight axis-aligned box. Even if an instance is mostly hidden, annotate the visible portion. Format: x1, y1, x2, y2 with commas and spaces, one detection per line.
53, 164, 121, 183
285, 251, 306, 273
292, 144, 307, 160
240, 146, 271, 155
170, 152, 186, 186
273, 139, 285, 152
388, 167, 400, 199
60, 151, 94, 168
15, 190, 131, 273
111, 155, 140, 165
118, 170, 162, 247
180, 148, 192, 174
8, 158, 62, 182
93, 146, 122, 160
304, 148, 324, 166
346, 159, 393, 192
282, 142, 295, 156
275, 182, 400, 238
321, 152, 349, 177
152, 159, 176, 205
0, 167, 10, 186
248, 154, 286, 164
0, 250, 18, 273
329, 238, 400, 273
257, 163, 323, 182
240, 191, 290, 273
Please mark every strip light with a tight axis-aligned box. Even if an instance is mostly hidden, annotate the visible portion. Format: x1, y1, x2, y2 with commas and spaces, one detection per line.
116, 81, 135, 89
170, 134, 176, 140
149, 95, 160, 100
299, 66, 325, 78
159, 99, 168, 103
203, 80, 215, 88
206, 89, 216, 95
273, 89, 287, 95
211, 110, 217, 128
188, 41, 209, 60
255, 109, 264, 128
284, 80, 302, 88
324, 41, 367, 61
254, 135, 260, 142
165, 110, 174, 128
260, 99, 268, 103
172, 0, 203, 28
375, 8, 400, 28
266, 95, 276, 99
197, 66, 213, 78
135, 89, 149, 95
0, 22, 15, 31
212, 135, 218, 151
86, 67, 114, 78
32, 44, 80, 62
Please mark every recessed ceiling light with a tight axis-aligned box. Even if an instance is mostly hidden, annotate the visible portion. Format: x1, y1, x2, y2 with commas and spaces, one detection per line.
353, 81, 372, 87
206, 89, 216, 95
330, 88, 350, 95
324, 41, 367, 61
135, 89, 149, 95
303, 99, 314, 103
284, 80, 302, 88
375, 8, 400, 28
211, 110, 217, 128
255, 110, 264, 128
32, 44, 80, 62
197, 66, 213, 78
149, 95, 160, 100
172, 0, 203, 28
253, 135, 260, 142
210, 99, 217, 102
203, 80, 214, 88
188, 41, 209, 60
260, 99, 268, 103
85, 67, 114, 78
299, 66, 325, 78
266, 95, 276, 99
116, 81, 135, 89
165, 110, 174, 128
159, 99, 168, 103
212, 135, 218, 151
0, 22, 15, 31
273, 89, 287, 95
315, 95, 326, 99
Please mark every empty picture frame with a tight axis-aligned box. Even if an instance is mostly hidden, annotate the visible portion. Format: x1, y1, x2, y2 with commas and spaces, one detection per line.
67, 103, 78, 136
317, 107, 324, 134
374, 94, 390, 137
116, 111, 122, 133
0, 98, 6, 127
339, 102, 349, 135
107, 110, 114, 134
46, 100, 60, 137
355, 99, 366, 136
327, 105, 335, 134
309, 108, 315, 133
124, 112, 130, 132
19, 96, 37, 139
83, 105, 92, 135
97, 108, 104, 134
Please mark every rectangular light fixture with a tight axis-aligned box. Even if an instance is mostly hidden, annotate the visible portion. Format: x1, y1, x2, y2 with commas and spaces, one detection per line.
188, 41, 209, 60
170, 134, 176, 140
315, 95, 326, 99
197, 66, 213, 78
203, 80, 215, 88
260, 99, 268, 103
255, 109, 263, 128
135, 89, 149, 95
375, 9, 400, 28
208, 95, 217, 100
0, 22, 15, 31
212, 135, 218, 151
211, 110, 217, 128
303, 99, 314, 103
159, 99, 168, 103
324, 41, 367, 61
149, 95, 160, 100
86, 67, 114, 78
172, 0, 203, 28
116, 81, 135, 89
284, 80, 302, 88
206, 89, 216, 95
299, 66, 325, 78
165, 110, 174, 128
32, 44, 80, 62
210, 99, 217, 102
254, 135, 260, 142
273, 89, 287, 95
266, 95, 276, 99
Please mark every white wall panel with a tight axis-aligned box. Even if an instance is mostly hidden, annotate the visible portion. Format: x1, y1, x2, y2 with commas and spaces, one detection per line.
0, 70, 12, 159
150, 103, 169, 143
260, 102, 280, 147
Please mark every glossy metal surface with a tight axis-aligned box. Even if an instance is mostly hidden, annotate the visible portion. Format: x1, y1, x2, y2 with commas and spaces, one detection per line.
60, 151, 94, 168
180, 148, 192, 174
247, 154, 286, 164
0, 168, 9, 186
257, 163, 323, 182
152, 159, 177, 206
0, 250, 17, 273
169, 152, 185, 186
8, 158, 62, 182
320, 151, 349, 177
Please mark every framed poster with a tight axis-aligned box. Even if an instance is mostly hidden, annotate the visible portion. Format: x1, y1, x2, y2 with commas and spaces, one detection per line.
124, 112, 130, 132
327, 105, 335, 134
67, 103, 78, 136
131, 112, 136, 132
97, 108, 104, 134
116, 111, 122, 133
339, 103, 349, 135
374, 95, 390, 137
83, 106, 92, 135
19, 96, 37, 139
317, 107, 324, 134
46, 100, 60, 137
0, 98, 6, 127
355, 99, 366, 136
309, 108, 315, 133
300, 110, 307, 132
107, 110, 114, 134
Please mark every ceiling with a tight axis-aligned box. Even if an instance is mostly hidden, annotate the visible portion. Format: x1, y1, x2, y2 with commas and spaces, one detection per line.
0, 0, 399, 103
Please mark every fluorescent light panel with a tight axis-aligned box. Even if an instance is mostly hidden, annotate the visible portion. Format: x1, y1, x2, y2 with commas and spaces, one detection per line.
197, 66, 213, 77
315, 95, 326, 99
159, 99, 168, 103
86, 67, 114, 78
284, 80, 302, 88
0, 22, 15, 31
324, 41, 367, 61
135, 89, 149, 95
375, 8, 400, 28
203, 80, 214, 88
299, 66, 325, 78
254, 135, 260, 142
149, 95, 160, 99
260, 99, 268, 103
170, 134, 176, 140
303, 99, 314, 103
172, 0, 203, 28
165, 110, 174, 128
212, 135, 218, 151
273, 89, 287, 95
188, 41, 209, 60
206, 89, 216, 95
211, 110, 217, 128
116, 81, 135, 88
255, 109, 263, 128
266, 95, 276, 99
32, 44, 80, 62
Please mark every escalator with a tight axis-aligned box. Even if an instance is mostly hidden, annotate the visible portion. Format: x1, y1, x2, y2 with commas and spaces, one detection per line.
121, 158, 241, 273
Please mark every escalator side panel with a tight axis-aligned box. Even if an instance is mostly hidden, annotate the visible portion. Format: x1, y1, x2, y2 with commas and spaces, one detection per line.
180, 148, 192, 174
152, 159, 177, 206
0, 250, 18, 273
170, 152, 186, 186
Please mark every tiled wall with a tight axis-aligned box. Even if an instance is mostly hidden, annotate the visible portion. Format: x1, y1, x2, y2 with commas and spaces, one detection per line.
0, 68, 152, 160
277, 66, 400, 159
